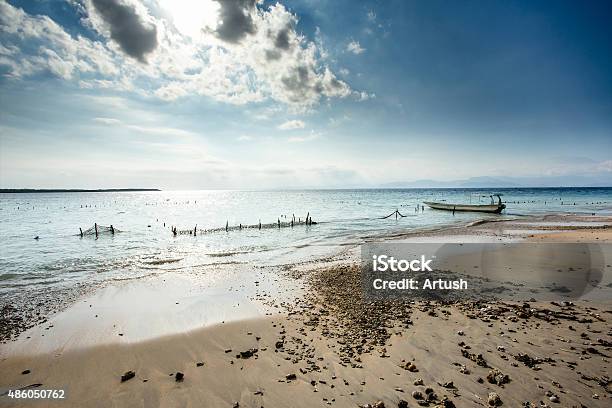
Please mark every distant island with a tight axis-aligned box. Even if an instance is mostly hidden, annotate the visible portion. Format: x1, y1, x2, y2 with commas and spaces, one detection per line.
0, 188, 161, 193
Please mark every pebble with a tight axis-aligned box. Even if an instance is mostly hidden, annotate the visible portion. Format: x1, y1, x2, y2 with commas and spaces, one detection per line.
120, 370, 135, 382
487, 368, 510, 385
487, 392, 502, 406
412, 391, 423, 400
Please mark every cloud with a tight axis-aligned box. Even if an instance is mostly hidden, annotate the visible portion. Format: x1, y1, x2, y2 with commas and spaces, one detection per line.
236, 135, 253, 141
355, 91, 375, 101
93, 117, 121, 125
92, 116, 196, 137
0, 1, 119, 79
329, 114, 350, 126
278, 119, 305, 130
210, 2, 352, 108
596, 160, 612, 172
346, 40, 365, 55
214, 0, 257, 43
287, 130, 320, 143
89, 0, 158, 62
0, 1, 353, 110
125, 124, 196, 138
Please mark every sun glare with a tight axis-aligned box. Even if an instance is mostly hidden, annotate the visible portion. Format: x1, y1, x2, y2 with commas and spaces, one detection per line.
160, 0, 220, 38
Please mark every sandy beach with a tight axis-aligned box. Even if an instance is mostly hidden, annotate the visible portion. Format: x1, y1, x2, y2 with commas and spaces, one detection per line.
1, 215, 611, 408
2, 0, 611, 405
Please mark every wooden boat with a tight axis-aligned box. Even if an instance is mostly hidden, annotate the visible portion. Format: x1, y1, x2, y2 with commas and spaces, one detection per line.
423, 194, 506, 214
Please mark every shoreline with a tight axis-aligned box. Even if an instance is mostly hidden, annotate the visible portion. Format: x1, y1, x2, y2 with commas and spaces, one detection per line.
1, 214, 611, 407
2, 212, 610, 348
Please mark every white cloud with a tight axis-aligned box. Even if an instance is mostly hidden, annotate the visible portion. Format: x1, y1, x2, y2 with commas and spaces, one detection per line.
597, 160, 612, 172
125, 124, 196, 138
0, 1, 353, 110
346, 40, 365, 55
92, 116, 196, 138
287, 130, 320, 143
93, 117, 121, 125
329, 114, 350, 126
0, 1, 119, 80
237, 135, 253, 141
278, 119, 305, 130
355, 91, 375, 101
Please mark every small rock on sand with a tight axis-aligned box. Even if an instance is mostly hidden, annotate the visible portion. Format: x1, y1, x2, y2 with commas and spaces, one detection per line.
487, 392, 502, 406
121, 371, 136, 382
487, 369, 510, 386
237, 348, 258, 359
175, 372, 184, 382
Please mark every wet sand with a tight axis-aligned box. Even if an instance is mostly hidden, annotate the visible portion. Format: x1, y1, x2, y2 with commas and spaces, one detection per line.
1, 215, 611, 407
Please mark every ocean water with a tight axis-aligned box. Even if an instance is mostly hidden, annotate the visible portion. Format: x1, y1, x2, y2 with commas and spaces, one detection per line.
1, 188, 611, 295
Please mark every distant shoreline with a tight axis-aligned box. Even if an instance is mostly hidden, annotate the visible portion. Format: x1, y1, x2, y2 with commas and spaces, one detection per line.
0, 188, 161, 193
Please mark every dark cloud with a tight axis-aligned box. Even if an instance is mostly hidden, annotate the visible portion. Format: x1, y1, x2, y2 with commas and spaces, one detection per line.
91, 0, 157, 62
265, 49, 281, 61
215, 0, 257, 44
279, 64, 350, 105
281, 65, 314, 102
264, 25, 293, 61
274, 27, 291, 50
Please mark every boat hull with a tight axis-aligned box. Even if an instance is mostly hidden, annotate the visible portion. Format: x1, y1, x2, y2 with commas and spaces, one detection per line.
423, 201, 505, 214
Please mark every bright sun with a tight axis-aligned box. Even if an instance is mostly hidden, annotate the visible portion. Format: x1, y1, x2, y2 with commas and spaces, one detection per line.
160, 0, 220, 38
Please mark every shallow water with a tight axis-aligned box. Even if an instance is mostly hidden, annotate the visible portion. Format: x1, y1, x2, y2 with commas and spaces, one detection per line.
0, 188, 611, 294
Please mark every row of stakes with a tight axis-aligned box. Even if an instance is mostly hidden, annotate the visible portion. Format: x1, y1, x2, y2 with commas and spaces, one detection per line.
171, 212, 316, 236
79, 215, 316, 238
80, 209, 414, 238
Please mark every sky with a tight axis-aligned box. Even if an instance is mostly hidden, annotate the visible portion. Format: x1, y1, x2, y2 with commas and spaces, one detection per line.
0, 0, 611, 189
